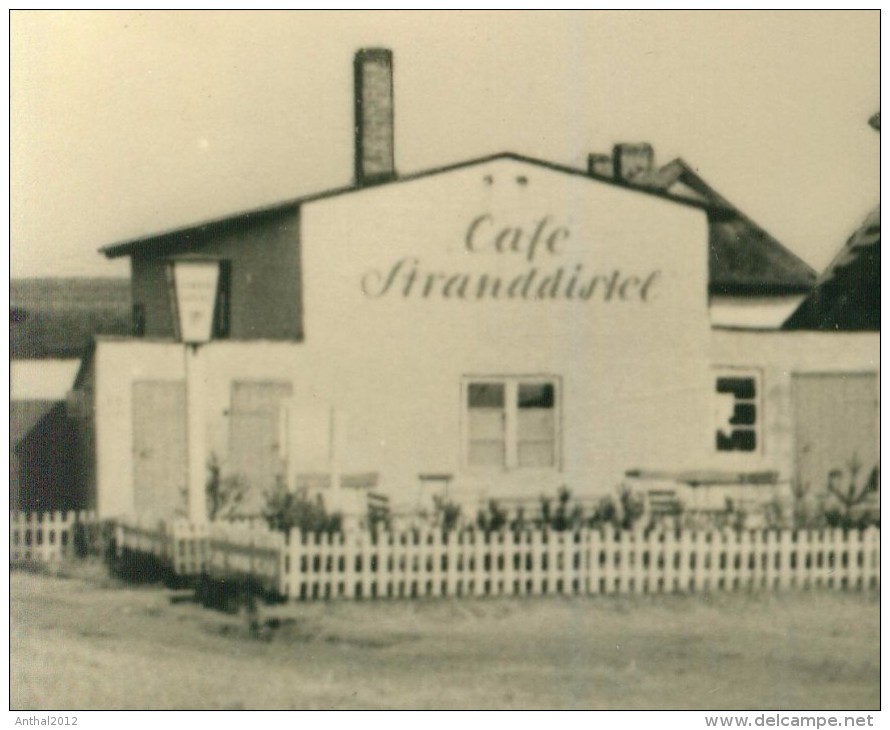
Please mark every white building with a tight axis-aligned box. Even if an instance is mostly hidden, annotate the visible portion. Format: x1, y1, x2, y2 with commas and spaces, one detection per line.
70, 49, 879, 522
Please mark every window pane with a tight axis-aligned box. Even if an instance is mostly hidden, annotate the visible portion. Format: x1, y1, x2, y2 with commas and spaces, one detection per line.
468, 383, 505, 408
716, 430, 756, 452
518, 409, 554, 440
468, 385, 505, 467
729, 403, 756, 426
469, 409, 505, 440
518, 383, 554, 409
714, 372, 759, 453
518, 441, 554, 467
469, 441, 505, 466
716, 377, 755, 399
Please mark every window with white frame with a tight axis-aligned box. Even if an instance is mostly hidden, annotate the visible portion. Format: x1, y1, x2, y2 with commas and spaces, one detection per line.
713, 369, 760, 452
465, 377, 559, 469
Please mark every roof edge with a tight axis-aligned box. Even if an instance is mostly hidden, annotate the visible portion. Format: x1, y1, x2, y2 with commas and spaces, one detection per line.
100, 152, 718, 259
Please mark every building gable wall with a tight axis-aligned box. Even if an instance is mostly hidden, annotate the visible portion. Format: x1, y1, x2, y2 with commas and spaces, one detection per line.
292, 158, 714, 499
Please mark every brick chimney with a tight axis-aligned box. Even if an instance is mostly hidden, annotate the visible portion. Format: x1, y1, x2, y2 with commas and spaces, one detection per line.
354, 48, 395, 186
588, 153, 613, 178
613, 143, 654, 182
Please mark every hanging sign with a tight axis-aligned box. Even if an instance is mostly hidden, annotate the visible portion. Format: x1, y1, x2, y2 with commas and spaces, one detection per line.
167, 260, 220, 344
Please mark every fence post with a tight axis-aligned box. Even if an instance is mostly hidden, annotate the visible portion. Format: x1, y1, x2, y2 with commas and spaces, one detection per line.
627, 530, 640, 594
723, 530, 737, 592
865, 527, 880, 589
592, 529, 602, 595
487, 532, 500, 597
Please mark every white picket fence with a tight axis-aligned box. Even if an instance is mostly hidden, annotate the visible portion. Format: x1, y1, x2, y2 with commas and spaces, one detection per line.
9, 510, 97, 564
276, 527, 880, 600
114, 516, 271, 579
111, 517, 880, 600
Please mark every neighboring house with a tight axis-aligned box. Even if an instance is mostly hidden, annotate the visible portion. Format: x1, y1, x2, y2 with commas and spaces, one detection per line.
774, 115, 881, 502
9, 279, 130, 511
10, 360, 81, 511
68, 49, 877, 521
588, 145, 817, 327
784, 113, 879, 332
783, 205, 880, 331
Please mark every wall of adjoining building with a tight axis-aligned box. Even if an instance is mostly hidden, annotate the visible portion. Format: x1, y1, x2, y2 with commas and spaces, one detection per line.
130, 206, 303, 341
708, 295, 806, 329
68, 355, 98, 513
90, 339, 186, 517
86, 329, 879, 519
11, 360, 84, 512
710, 329, 879, 491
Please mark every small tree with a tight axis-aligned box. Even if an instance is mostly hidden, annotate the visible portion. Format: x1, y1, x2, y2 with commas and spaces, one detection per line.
589, 495, 617, 528
616, 486, 645, 530
762, 496, 786, 529
824, 454, 879, 529
475, 499, 507, 532
550, 486, 569, 531
488, 500, 508, 531
205, 453, 249, 521
538, 495, 552, 529
792, 443, 814, 528
432, 495, 462, 532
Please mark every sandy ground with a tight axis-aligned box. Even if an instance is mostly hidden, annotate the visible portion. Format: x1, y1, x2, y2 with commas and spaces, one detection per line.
10, 565, 880, 710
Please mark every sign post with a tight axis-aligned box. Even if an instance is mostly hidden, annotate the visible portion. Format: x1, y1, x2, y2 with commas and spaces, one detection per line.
167, 259, 220, 524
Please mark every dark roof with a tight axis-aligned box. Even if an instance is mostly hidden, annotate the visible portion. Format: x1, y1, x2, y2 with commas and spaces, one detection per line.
10, 278, 131, 359
783, 206, 880, 331
99, 152, 719, 259
598, 159, 817, 295
98, 150, 816, 297
10, 400, 58, 448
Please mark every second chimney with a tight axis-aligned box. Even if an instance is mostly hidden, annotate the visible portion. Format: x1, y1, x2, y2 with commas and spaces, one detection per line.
354, 48, 395, 186
588, 153, 613, 178
613, 143, 654, 183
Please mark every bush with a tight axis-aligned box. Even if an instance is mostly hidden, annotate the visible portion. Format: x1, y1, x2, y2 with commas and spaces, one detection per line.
476, 500, 508, 532
206, 453, 249, 521
262, 478, 343, 535
823, 457, 879, 529
432, 495, 462, 532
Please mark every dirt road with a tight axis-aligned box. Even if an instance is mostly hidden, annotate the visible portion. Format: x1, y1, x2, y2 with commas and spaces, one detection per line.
10, 567, 879, 710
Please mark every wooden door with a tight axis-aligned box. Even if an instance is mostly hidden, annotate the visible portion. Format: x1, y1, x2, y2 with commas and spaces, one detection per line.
132, 381, 187, 518
229, 380, 293, 511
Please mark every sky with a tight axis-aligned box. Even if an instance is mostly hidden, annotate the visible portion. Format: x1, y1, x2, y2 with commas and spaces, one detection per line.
10, 10, 880, 279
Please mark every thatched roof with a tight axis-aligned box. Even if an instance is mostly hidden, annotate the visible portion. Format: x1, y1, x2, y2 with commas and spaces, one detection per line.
631, 160, 817, 295
9, 400, 57, 448
783, 206, 880, 331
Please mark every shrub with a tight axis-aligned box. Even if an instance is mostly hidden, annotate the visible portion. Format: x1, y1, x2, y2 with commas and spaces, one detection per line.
476, 499, 508, 532
205, 453, 249, 521
616, 486, 646, 530
823, 455, 879, 529
509, 506, 528, 532
262, 478, 342, 535
432, 495, 462, 531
